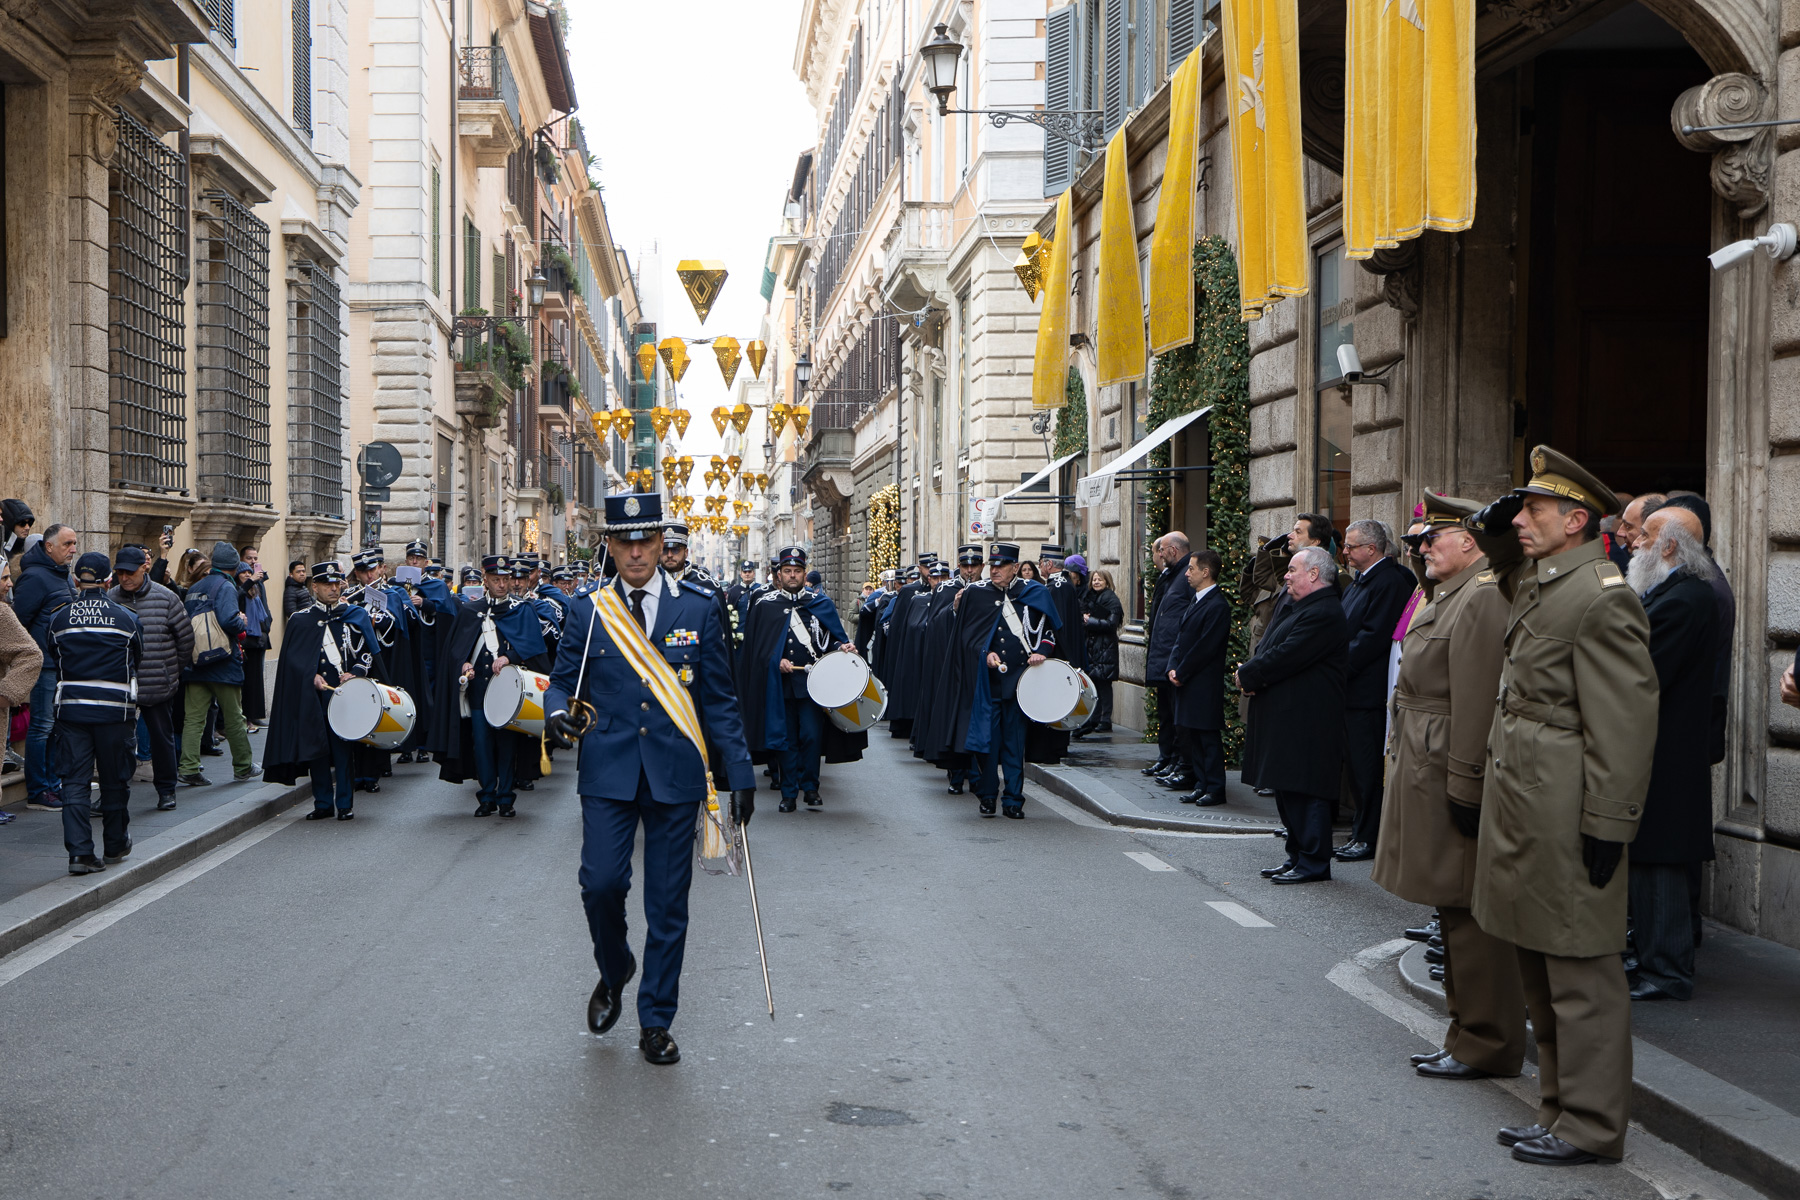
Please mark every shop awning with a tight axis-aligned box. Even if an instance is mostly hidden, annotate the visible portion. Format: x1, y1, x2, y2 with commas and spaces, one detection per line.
1074, 406, 1212, 508
979, 450, 1083, 532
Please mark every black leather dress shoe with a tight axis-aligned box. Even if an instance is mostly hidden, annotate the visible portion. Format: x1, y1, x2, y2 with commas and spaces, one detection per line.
1001, 804, 1023, 819
304, 808, 334, 821
518, 780, 535, 791
1269, 869, 1329, 885
978, 796, 996, 817
803, 791, 821, 807
1141, 757, 1172, 776
1429, 964, 1445, 982
778, 797, 796, 813
474, 800, 498, 817
1416, 1055, 1490, 1079
1333, 840, 1374, 861
1194, 792, 1226, 807
1410, 1048, 1451, 1066
1496, 1123, 1550, 1147
1423, 944, 1445, 965
1259, 863, 1293, 878
336, 810, 354, 821
1405, 919, 1440, 942
639, 1026, 680, 1065
947, 782, 964, 795
498, 804, 516, 819
1630, 978, 1676, 1001
587, 955, 636, 1035
1511, 1133, 1604, 1166
1158, 773, 1197, 791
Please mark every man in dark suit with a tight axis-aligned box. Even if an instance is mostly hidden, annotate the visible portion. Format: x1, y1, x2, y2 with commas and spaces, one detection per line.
543, 493, 755, 1065
1335, 519, 1417, 861
1166, 548, 1231, 805
1625, 506, 1719, 1002
1236, 547, 1349, 883
1142, 532, 1195, 785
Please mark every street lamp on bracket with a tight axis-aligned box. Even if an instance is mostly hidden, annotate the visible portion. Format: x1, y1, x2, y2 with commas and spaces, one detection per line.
920, 23, 1104, 152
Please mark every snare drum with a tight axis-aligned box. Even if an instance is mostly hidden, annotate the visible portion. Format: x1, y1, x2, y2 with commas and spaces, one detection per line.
805, 651, 888, 733
327, 677, 417, 749
1015, 660, 1099, 731
482, 665, 552, 736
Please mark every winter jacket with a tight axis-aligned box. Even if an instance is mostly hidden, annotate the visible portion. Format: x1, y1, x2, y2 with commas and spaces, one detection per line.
13, 540, 74, 658
239, 576, 272, 648
184, 569, 246, 685
47, 590, 143, 724
2, 498, 33, 583
282, 578, 312, 626
1145, 555, 1195, 678
1081, 586, 1124, 683
0, 600, 42, 721
109, 577, 194, 705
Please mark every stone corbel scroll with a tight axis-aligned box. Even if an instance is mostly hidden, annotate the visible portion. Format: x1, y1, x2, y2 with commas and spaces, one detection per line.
1672, 73, 1771, 219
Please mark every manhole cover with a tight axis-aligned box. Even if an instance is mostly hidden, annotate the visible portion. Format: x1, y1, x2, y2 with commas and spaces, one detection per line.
826, 1102, 915, 1127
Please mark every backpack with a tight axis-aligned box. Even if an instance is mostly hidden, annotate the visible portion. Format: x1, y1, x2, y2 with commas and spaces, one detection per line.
187, 583, 234, 666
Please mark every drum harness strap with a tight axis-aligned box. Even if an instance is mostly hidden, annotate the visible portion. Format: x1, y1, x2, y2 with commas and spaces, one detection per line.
787, 604, 830, 671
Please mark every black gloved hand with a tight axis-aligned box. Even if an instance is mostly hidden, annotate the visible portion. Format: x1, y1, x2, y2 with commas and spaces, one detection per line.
730, 788, 755, 826
1447, 800, 1481, 840
544, 709, 579, 751
1582, 835, 1624, 889
1465, 493, 1524, 538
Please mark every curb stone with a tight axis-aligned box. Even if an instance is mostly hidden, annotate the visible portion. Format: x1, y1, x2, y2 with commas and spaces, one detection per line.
0, 780, 310, 962
1398, 941, 1800, 1197
1024, 761, 1284, 834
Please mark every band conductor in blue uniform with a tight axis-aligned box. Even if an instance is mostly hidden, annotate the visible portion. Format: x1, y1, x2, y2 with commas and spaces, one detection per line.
544, 492, 755, 1066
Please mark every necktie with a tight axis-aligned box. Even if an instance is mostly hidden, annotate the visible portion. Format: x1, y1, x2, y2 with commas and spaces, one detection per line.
630, 589, 647, 630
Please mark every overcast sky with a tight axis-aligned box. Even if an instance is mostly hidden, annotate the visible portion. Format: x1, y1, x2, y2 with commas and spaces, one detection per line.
564, 1, 817, 462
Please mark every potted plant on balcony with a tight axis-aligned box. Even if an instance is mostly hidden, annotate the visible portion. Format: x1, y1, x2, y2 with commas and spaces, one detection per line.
495, 319, 531, 389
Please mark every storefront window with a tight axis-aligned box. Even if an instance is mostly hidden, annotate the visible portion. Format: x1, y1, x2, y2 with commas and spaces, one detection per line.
1314, 242, 1355, 524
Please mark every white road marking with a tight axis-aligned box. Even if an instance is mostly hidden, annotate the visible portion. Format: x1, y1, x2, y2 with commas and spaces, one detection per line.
0, 805, 307, 989
1124, 851, 1176, 871
1328, 939, 1759, 1200
1205, 900, 1274, 928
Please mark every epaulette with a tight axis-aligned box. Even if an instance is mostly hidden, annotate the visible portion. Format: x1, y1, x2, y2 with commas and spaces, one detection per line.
1475, 571, 1495, 584
1596, 560, 1627, 588
680, 577, 716, 598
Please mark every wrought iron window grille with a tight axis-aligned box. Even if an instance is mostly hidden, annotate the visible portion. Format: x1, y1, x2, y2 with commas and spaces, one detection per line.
288, 258, 343, 518
195, 190, 272, 506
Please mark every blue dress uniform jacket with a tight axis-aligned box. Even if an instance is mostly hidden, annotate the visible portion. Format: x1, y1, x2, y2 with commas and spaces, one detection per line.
546, 573, 755, 803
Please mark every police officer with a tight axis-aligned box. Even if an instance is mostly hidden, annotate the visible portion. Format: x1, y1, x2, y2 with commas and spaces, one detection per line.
1466, 447, 1657, 1167
736, 546, 855, 812
947, 542, 1062, 819
542, 493, 754, 1065
49, 552, 143, 874
1371, 492, 1525, 1082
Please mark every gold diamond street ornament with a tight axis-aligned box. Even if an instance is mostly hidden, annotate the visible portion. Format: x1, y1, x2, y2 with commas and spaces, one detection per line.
658, 337, 691, 383
636, 341, 657, 382
672, 407, 691, 437
790, 406, 811, 436
730, 402, 752, 434
711, 406, 730, 435
713, 337, 743, 387
676, 260, 728, 325
650, 406, 673, 440
768, 402, 790, 435
745, 339, 768, 379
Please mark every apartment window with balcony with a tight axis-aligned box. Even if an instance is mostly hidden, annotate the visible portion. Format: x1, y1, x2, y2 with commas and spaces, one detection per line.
107, 108, 189, 495
1314, 240, 1355, 525
292, 0, 312, 137
196, 191, 272, 506
288, 259, 343, 518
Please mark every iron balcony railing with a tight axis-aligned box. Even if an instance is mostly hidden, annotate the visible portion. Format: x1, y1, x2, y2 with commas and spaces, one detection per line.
454, 315, 530, 391
460, 45, 520, 133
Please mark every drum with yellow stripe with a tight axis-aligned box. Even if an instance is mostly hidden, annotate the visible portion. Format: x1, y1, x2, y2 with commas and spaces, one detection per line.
326, 677, 417, 749
482, 664, 552, 736
805, 650, 888, 733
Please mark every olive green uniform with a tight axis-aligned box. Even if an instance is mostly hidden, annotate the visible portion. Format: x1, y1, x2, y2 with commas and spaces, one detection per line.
1477, 536, 1657, 1159
1373, 551, 1525, 1075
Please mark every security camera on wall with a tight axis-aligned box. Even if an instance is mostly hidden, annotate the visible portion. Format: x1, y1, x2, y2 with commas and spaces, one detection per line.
1709, 223, 1797, 272
1336, 343, 1364, 384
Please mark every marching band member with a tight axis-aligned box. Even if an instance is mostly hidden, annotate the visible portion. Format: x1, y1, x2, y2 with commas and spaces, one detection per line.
262, 561, 375, 821
912, 547, 984, 792
425, 554, 551, 817
946, 542, 1063, 819
552, 565, 578, 597
542, 492, 754, 1065
735, 546, 861, 812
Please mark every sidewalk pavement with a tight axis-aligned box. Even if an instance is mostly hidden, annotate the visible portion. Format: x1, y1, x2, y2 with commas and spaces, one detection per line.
1040, 723, 1800, 1198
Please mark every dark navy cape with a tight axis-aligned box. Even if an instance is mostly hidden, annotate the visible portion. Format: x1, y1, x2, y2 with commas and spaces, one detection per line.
734, 585, 866, 766
948, 578, 1068, 760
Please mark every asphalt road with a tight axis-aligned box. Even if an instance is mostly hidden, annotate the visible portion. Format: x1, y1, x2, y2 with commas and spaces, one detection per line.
0, 735, 1750, 1199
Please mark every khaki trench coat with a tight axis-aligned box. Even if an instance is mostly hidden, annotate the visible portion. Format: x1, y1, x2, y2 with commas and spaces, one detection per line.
1372, 556, 1507, 907
1472, 539, 1657, 958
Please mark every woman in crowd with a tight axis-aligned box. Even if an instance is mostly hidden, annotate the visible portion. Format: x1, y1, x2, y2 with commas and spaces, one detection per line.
1076, 568, 1123, 737
1018, 560, 1041, 582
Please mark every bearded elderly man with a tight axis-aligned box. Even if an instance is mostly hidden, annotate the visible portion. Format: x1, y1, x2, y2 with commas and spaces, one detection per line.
1374, 494, 1525, 1082
1463, 446, 1657, 1167
1623, 506, 1718, 1003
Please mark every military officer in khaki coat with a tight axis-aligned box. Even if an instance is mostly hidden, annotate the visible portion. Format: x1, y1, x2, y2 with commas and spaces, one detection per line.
1373, 492, 1525, 1082
1465, 446, 1657, 1168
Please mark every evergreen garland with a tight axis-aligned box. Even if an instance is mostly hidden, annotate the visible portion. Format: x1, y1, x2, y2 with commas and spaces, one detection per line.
1140, 236, 1252, 762
1053, 371, 1090, 458
868, 484, 901, 585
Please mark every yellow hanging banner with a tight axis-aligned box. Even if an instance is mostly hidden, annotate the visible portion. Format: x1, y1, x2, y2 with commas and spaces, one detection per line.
1222, 0, 1308, 318
1030, 189, 1074, 409
1342, 0, 1475, 257
1148, 46, 1203, 355
1095, 126, 1147, 387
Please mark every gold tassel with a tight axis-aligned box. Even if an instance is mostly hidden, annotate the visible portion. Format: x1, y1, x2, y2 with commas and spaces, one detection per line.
539, 733, 552, 776
700, 791, 727, 859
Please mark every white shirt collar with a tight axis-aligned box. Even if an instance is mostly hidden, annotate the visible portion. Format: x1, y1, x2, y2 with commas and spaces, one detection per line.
1192, 583, 1217, 603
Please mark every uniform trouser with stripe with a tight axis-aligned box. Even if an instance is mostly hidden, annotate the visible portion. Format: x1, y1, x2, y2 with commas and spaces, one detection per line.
1438, 906, 1526, 1074
1516, 946, 1633, 1159
59, 720, 133, 858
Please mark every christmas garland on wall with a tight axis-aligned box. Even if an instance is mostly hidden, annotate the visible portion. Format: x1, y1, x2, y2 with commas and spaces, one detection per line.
868, 483, 901, 585
1140, 236, 1252, 761
1054, 370, 1090, 458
